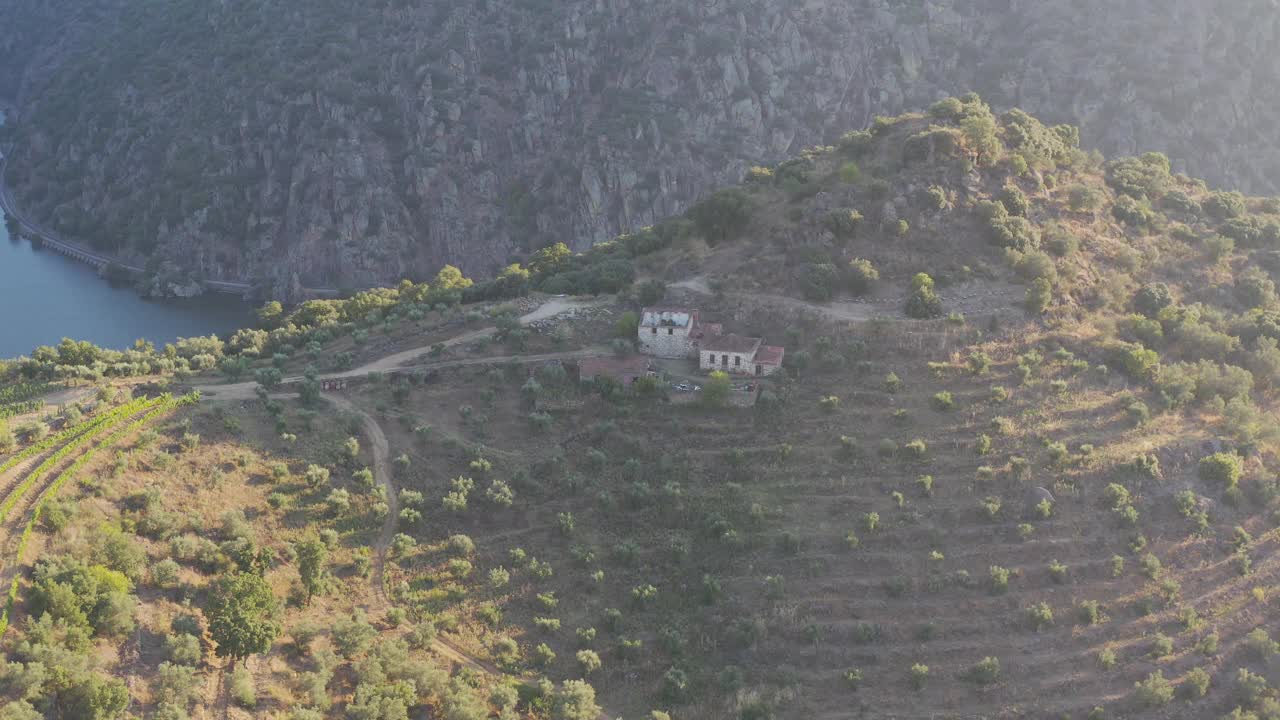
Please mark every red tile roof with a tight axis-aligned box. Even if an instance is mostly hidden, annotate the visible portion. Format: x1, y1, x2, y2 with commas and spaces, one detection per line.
755, 345, 786, 365
702, 333, 762, 354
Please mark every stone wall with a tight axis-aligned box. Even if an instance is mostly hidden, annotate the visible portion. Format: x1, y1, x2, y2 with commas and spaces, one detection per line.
700, 349, 757, 375
639, 326, 694, 359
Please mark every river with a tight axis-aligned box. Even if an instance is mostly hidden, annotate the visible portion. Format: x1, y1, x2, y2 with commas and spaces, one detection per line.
0, 111, 253, 359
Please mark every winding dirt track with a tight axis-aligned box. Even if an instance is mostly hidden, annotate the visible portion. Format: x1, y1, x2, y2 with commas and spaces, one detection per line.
322, 394, 497, 678
192, 297, 606, 401
321, 394, 397, 604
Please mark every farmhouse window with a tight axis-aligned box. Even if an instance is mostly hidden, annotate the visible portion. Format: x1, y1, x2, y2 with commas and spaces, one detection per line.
735, 356, 741, 367
668, 328, 673, 335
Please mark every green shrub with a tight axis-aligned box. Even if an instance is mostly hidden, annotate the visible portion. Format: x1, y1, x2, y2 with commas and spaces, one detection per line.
689, 188, 753, 244
1126, 401, 1151, 426
1133, 671, 1174, 708
906, 273, 943, 319
1235, 668, 1268, 707
1139, 553, 1163, 579
989, 565, 1010, 594
1204, 190, 1247, 219
909, 663, 930, 690
1103, 483, 1131, 510
1026, 278, 1052, 314
1111, 342, 1160, 381
1027, 602, 1054, 631
1245, 627, 1279, 658
828, 209, 864, 240
846, 258, 878, 295
884, 372, 902, 393
980, 496, 1002, 520
902, 439, 927, 460
801, 263, 841, 302
931, 391, 955, 411
1199, 452, 1243, 489
929, 97, 964, 120
1133, 284, 1174, 320
1198, 632, 1220, 655
999, 185, 1030, 217
230, 665, 256, 708
165, 633, 202, 665
1161, 190, 1200, 214
1077, 600, 1100, 625
1180, 667, 1211, 700
965, 656, 1000, 685
576, 649, 602, 675
975, 434, 992, 455
1113, 195, 1155, 227
1199, 231, 1234, 261
1068, 184, 1104, 212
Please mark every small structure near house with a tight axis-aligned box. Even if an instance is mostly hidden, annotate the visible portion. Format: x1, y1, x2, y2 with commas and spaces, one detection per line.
700, 334, 785, 377
578, 356, 650, 386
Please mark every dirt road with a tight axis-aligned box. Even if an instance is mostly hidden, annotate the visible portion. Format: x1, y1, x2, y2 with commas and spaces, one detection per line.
323, 394, 396, 603
192, 297, 606, 401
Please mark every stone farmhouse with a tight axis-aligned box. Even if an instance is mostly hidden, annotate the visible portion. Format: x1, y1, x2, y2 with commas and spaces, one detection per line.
638, 307, 718, 358
638, 306, 784, 376
699, 334, 785, 377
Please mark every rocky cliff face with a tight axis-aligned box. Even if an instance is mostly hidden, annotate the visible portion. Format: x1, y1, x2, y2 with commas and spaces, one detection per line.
3, 0, 1279, 297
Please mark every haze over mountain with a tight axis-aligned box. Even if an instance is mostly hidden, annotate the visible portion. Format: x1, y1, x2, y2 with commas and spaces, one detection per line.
2, 0, 1278, 297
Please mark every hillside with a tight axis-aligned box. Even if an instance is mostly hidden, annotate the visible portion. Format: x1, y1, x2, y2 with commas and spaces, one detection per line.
2, 0, 1279, 295
4, 99, 1280, 719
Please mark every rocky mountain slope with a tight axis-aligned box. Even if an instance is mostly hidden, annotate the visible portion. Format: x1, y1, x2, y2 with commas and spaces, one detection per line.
1, 0, 1278, 297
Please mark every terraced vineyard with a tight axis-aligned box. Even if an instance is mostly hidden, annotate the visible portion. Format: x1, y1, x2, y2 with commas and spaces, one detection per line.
0, 393, 195, 635
0, 383, 53, 420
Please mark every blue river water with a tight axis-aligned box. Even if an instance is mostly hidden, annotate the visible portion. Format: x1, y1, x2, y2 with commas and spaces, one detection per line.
0, 111, 253, 358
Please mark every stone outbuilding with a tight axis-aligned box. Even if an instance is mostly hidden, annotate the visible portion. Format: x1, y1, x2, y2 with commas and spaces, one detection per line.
700, 334, 785, 376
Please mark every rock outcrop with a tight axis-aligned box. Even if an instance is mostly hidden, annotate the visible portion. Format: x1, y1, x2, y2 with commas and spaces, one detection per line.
2, 0, 1278, 296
